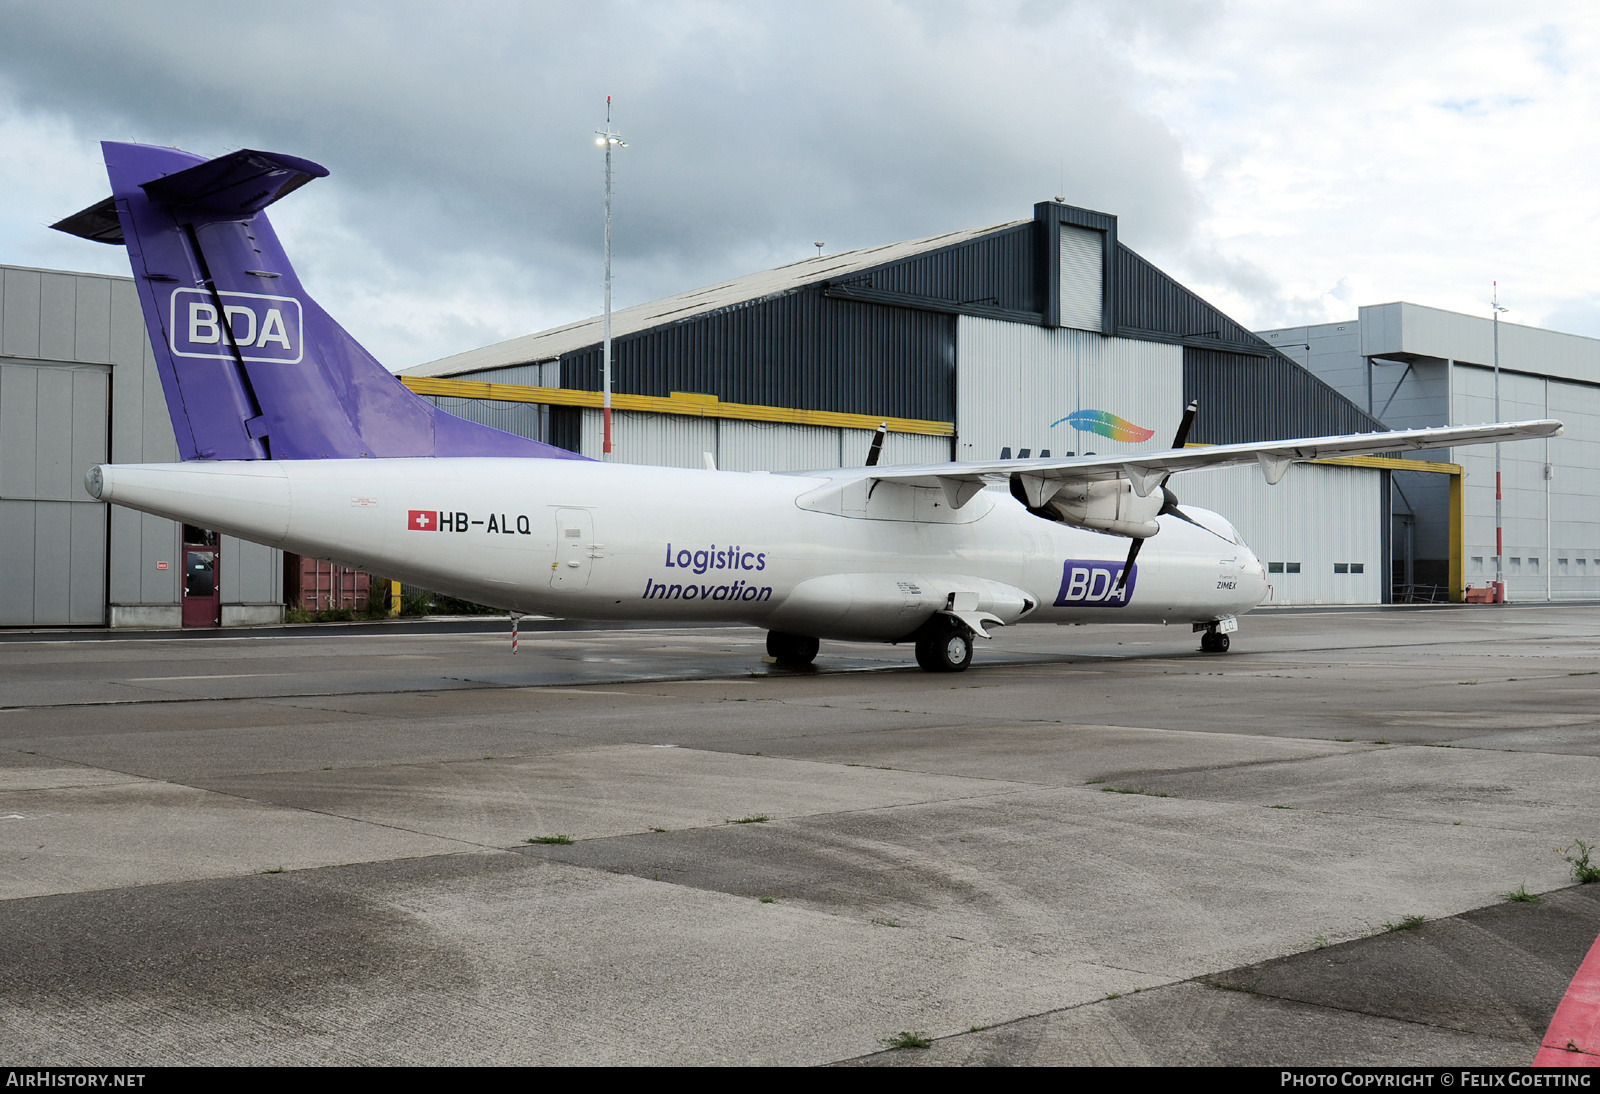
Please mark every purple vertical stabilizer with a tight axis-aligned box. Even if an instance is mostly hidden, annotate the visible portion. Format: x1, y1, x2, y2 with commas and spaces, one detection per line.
51, 142, 586, 463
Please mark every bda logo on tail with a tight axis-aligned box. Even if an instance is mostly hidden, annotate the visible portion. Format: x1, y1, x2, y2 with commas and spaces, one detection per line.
169, 288, 303, 364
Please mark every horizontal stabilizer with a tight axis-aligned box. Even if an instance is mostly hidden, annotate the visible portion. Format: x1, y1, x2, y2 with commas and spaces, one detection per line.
140, 148, 329, 215
50, 197, 124, 245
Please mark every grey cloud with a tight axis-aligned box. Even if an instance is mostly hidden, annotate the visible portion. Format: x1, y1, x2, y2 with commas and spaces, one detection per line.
0, 0, 1206, 362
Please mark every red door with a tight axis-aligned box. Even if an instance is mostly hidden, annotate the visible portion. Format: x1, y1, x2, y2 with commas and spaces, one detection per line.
182, 547, 220, 627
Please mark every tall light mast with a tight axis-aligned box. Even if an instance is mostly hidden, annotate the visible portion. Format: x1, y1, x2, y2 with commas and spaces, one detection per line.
1492, 283, 1508, 597
596, 97, 627, 457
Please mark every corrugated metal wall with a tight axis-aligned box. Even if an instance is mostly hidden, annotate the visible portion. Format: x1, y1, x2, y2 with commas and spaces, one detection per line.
1453, 365, 1575, 602
1177, 463, 1384, 606
1, 264, 281, 627
848, 223, 1039, 312
572, 408, 949, 471
1114, 246, 1263, 346
0, 357, 108, 624
560, 287, 956, 423
955, 316, 1184, 462
1183, 346, 1386, 445
1058, 226, 1104, 332
422, 394, 548, 443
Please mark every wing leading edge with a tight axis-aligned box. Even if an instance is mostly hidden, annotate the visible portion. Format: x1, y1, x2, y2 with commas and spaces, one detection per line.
865, 419, 1564, 506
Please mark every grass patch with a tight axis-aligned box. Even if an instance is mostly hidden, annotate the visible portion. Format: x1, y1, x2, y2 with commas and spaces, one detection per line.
1502, 884, 1539, 903
1371, 739, 1390, 745
1382, 915, 1427, 932
1105, 992, 1121, 999
1334, 737, 1354, 743
526, 835, 573, 845
880, 1031, 932, 1050
759, 897, 774, 904
730, 815, 769, 824
650, 827, 667, 833
1101, 787, 1169, 798
262, 866, 284, 874
1561, 839, 1600, 884
871, 918, 903, 928
1314, 935, 1327, 949
1269, 804, 1292, 810
968, 1024, 989, 1033
1085, 777, 1106, 785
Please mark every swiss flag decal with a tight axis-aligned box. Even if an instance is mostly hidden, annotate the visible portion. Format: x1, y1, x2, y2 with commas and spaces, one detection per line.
408, 510, 437, 531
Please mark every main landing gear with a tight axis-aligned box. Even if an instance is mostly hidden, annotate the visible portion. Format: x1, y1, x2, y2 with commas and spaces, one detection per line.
766, 630, 819, 668
914, 616, 974, 673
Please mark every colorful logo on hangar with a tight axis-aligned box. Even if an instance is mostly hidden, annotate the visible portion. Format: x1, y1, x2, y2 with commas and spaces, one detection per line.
1050, 409, 1155, 443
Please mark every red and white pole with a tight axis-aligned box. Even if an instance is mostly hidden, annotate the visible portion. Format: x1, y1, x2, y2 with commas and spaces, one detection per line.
598, 97, 625, 457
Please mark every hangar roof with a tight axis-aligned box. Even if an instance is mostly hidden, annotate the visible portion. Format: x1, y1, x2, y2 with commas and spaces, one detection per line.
1358, 302, 1600, 385
403, 220, 1029, 378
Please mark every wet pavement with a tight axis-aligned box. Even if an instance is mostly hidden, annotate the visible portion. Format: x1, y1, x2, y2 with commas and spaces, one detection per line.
2, 604, 1597, 1065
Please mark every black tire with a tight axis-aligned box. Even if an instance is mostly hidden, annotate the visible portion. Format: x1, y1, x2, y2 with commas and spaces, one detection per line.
766, 631, 819, 667
914, 620, 973, 673
1201, 631, 1230, 653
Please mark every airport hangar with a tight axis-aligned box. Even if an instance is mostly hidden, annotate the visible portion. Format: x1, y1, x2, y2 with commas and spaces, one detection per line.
4, 198, 1446, 629
1261, 305, 1600, 605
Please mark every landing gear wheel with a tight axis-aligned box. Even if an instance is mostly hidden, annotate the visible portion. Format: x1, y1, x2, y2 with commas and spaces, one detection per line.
1200, 631, 1230, 653
915, 620, 973, 673
766, 631, 819, 667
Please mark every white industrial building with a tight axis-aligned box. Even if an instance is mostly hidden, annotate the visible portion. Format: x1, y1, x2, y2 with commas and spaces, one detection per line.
1259, 303, 1600, 602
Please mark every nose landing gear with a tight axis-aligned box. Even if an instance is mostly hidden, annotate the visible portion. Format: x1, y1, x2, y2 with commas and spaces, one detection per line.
1199, 629, 1230, 653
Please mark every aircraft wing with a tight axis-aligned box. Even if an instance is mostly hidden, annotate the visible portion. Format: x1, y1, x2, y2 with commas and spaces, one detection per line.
864, 419, 1564, 502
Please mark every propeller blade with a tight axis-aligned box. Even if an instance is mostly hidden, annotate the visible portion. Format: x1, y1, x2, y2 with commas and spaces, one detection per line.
1165, 501, 1235, 543
1172, 399, 1198, 449
865, 422, 888, 466
1115, 536, 1143, 591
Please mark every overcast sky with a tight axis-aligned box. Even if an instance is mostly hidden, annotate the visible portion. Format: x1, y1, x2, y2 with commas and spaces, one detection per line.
1, 1, 1595, 370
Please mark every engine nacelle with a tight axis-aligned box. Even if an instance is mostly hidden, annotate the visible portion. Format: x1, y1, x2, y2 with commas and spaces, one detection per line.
1034, 478, 1161, 538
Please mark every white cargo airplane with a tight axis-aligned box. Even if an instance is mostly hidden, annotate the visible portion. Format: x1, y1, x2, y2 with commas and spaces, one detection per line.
59, 143, 1561, 671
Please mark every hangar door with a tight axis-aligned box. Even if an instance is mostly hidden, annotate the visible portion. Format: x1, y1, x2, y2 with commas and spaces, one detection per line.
0, 361, 109, 625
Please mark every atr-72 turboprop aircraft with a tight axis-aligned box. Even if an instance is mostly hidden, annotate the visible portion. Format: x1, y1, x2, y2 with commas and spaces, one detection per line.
56, 143, 1561, 671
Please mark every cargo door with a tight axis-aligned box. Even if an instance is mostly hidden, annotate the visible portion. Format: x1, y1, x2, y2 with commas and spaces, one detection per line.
550, 509, 595, 589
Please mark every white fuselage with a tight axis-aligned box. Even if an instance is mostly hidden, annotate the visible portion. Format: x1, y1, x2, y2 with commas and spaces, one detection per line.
90, 457, 1268, 639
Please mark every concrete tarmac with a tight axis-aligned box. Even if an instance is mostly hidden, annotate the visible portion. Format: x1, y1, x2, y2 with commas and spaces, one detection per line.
2, 605, 1598, 1065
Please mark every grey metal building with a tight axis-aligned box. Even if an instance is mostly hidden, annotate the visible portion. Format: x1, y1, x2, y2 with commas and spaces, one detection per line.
1260, 303, 1600, 602
0, 264, 282, 627
406, 201, 1396, 606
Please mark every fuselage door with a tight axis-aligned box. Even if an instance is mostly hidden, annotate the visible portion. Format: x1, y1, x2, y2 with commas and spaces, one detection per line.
551, 509, 595, 590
